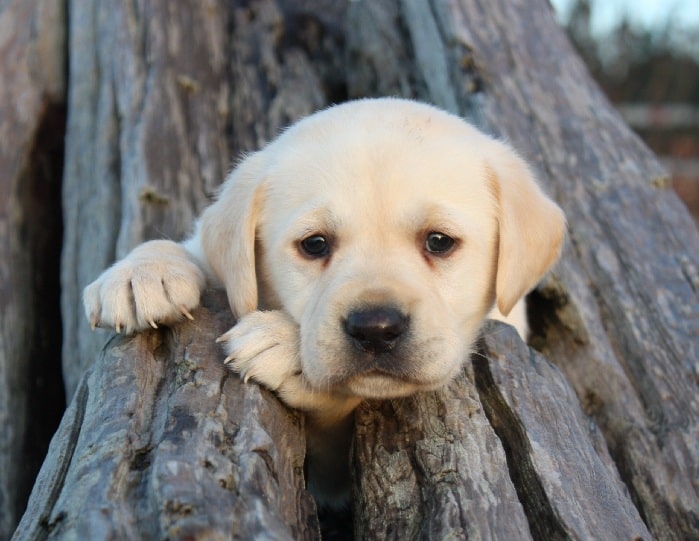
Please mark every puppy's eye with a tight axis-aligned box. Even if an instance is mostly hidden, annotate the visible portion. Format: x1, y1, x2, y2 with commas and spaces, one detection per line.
300, 235, 330, 258
425, 232, 456, 255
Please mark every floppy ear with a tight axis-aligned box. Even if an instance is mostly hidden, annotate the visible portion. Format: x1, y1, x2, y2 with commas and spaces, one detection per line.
198, 151, 267, 318
487, 143, 566, 316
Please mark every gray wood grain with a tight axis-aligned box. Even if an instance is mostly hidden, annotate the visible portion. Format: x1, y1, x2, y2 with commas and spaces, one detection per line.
61, 0, 342, 397
60, 0, 232, 397
476, 321, 652, 540
13, 292, 320, 541
353, 354, 532, 540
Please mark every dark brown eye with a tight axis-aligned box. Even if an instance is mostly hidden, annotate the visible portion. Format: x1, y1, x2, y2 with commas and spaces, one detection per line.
300, 235, 330, 258
425, 232, 456, 255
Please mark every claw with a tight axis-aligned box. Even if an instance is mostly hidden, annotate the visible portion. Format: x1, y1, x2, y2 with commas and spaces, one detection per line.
223, 353, 235, 365
115, 321, 122, 334
90, 314, 100, 331
179, 305, 194, 321
148, 319, 158, 329
215, 334, 228, 344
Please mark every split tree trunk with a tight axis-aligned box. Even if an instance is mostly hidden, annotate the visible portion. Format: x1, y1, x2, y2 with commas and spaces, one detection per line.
7, 0, 699, 539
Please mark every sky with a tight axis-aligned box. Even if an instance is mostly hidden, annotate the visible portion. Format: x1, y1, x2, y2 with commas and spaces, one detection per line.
551, 0, 699, 34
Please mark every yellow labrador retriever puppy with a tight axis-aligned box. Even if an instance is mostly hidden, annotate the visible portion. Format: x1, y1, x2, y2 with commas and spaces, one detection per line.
84, 98, 565, 506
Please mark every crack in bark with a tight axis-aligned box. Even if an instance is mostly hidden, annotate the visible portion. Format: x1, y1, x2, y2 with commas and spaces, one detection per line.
472, 348, 567, 541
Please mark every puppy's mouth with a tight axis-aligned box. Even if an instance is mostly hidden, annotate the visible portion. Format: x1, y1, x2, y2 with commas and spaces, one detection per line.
345, 348, 418, 378
343, 369, 429, 399
332, 350, 437, 399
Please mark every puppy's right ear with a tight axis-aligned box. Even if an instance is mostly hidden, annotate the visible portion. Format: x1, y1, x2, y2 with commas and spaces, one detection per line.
198, 152, 267, 319
486, 143, 566, 317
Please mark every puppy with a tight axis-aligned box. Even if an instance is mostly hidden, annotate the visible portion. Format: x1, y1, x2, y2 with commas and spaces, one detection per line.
84, 98, 565, 506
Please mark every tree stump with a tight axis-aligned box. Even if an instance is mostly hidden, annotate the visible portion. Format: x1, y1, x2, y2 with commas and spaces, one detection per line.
6, 0, 699, 539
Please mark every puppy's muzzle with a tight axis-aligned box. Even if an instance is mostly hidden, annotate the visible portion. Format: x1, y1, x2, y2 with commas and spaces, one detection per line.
343, 306, 408, 354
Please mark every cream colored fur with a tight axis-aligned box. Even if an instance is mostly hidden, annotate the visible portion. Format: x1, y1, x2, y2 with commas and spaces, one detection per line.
84, 98, 565, 506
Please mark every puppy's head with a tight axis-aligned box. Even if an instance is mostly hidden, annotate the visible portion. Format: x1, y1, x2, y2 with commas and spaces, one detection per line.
201, 99, 565, 399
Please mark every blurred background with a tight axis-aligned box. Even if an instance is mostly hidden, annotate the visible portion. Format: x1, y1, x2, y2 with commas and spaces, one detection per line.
552, 0, 699, 222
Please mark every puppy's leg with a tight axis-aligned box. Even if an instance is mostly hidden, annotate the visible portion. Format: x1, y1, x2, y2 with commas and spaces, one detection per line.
83, 240, 205, 334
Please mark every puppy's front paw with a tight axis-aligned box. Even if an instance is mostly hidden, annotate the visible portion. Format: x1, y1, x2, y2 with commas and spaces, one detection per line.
217, 310, 301, 392
218, 311, 361, 422
83, 240, 205, 334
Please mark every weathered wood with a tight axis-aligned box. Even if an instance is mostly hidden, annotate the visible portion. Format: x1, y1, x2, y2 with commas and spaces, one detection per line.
0, 1, 66, 537
13, 292, 319, 541
347, 0, 699, 539
60, 0, 232, 398
61, 0, 346, 399
476, 322, 652, 540
353, 322, 652, 540
352, 340, 532, 540
9, 0, 698, 538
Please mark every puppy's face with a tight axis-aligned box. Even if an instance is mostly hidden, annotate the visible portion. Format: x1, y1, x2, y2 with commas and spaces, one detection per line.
202, 99, 565, 400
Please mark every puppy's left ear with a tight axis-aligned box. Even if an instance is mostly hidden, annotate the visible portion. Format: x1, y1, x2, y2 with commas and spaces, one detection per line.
197, 151, 267, 319
487, 142, 566, 316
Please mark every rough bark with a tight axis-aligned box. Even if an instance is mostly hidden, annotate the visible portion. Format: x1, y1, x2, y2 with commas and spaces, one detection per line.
352, 331, 533, 540
0, 1, 66, 538
7, 0, 699, 539
13, 291, 319, 541
60, 0, 229, 398
347, 0, 699, 539
353, 322, 651, 540
60, 0, 343, 397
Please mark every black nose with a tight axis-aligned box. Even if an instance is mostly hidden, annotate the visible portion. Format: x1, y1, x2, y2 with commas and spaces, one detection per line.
344, 306, 408, 354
